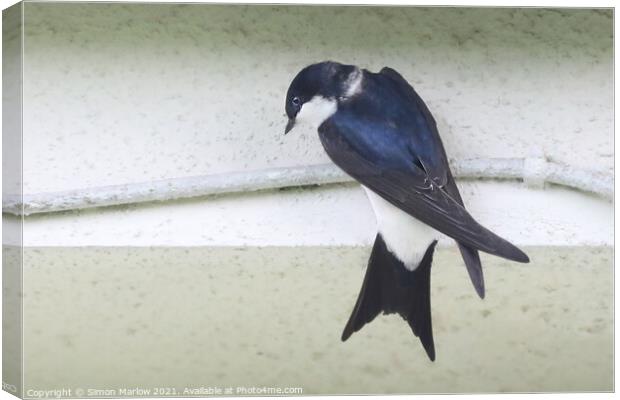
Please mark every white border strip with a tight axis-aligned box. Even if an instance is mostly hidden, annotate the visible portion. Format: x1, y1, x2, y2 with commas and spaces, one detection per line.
2, 158, 613, 216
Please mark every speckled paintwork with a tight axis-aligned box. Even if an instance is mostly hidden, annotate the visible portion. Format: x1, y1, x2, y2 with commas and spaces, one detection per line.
20, 4, 612, 194
3, 3, 22, 196
18, 246, 612, 393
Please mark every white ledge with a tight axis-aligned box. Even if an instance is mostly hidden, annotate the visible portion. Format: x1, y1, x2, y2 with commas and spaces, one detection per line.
2, 158, 612, 216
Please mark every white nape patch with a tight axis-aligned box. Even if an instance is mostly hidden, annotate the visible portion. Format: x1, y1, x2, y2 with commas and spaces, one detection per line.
363, 186, 440, 271
343, 68, 363, 98
295, 95, 338, 129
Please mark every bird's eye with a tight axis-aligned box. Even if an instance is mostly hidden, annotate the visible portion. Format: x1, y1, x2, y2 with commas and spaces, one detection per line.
291, 97, 301, 107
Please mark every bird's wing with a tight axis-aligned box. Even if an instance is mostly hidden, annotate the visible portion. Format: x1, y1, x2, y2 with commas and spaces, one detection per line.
318, 116, 529, 263
379, 66, 492, 292
378, 66, 450, 187
444, 171, 486, 298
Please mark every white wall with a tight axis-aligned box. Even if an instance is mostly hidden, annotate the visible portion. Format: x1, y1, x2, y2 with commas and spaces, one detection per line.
11, 4, 614, 246
21, 4, 612, 192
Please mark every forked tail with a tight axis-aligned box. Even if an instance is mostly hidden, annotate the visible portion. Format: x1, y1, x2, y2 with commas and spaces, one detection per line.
341, 234, 438, 361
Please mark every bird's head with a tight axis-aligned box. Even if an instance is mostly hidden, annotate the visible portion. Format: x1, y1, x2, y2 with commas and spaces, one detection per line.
284, 61, 361, 134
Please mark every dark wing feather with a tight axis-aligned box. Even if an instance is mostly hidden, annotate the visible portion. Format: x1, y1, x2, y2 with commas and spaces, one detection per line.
380, 66, 490, 294
443, 171, 485, 298
379, 67, 449, 187
318, 119, 529, 263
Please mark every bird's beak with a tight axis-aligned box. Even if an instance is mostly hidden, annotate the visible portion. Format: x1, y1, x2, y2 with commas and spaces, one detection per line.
284, 118, 295, 135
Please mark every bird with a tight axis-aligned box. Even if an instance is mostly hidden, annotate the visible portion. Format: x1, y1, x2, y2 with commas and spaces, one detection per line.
283, 61, 529, 361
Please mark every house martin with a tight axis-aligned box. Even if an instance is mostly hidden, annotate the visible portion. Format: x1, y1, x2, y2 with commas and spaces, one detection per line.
284, 61, 529, 361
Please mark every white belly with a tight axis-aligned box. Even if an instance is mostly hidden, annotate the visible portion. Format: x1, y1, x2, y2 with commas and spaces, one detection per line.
363, 186, 440, 270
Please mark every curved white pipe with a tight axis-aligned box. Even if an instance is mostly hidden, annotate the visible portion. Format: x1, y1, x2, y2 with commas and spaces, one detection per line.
2, 157, 612, 216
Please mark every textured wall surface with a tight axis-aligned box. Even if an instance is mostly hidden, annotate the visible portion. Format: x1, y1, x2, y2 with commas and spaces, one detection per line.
3, 2, 22, 196
20, 246, 613, 393
21, 4, 613, 193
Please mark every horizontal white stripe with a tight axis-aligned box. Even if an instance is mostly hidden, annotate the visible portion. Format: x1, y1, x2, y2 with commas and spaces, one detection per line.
2, 158, 612, 216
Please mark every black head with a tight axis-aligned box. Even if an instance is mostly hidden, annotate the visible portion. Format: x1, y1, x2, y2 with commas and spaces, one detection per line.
284, 61, 358, 134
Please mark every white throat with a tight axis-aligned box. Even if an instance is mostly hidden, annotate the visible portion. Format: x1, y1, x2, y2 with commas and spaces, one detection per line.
295, 96, 337, 129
